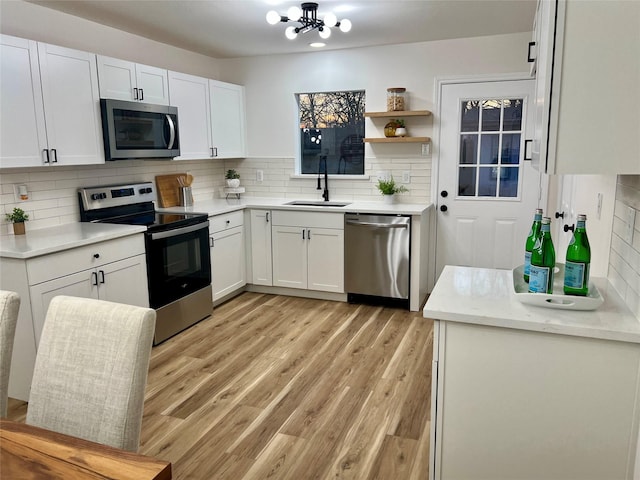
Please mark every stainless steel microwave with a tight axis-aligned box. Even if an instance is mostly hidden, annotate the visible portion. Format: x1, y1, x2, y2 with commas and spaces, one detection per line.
100, 99, 180, 160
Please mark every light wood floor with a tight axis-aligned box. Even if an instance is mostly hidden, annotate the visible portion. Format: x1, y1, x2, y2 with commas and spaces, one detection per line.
8, 292, 434, 479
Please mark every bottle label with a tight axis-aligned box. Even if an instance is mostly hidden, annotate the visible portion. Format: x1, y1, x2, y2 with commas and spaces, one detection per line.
529, 265, 551, 293
524, 252, 532, 276
564, 261, 586, 289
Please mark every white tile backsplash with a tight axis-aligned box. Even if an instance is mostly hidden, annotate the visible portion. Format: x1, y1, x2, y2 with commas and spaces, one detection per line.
609, 175, 640, 318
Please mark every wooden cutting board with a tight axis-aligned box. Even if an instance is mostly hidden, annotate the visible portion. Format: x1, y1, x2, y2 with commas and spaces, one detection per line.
155, 173, 186, 207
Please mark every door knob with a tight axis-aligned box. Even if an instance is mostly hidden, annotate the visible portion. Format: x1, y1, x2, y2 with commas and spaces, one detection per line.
440, 190, 448, 198
555, 211, 565, 219
564, 224, 575, 233
440, 205, 448, 212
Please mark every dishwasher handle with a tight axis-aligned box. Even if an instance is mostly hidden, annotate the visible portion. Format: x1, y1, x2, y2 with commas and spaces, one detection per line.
346, 219, 408, 229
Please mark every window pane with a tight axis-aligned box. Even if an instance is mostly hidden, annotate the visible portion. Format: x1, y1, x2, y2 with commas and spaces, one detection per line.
499, 167, 519, 197
479, 134, 499, 165
461, 100, 480, 132
481, 99, 501, 131
502, 99, 523, 131
458, 167, 476, 196
460, 134, 478, 164
501, 133, 521, 164
478, 167, 498, 196
298, 91, 365, 175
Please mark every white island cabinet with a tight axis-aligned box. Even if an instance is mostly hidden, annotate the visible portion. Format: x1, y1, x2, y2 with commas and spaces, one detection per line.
424, 266, 640, 480
209, 210, 246, 303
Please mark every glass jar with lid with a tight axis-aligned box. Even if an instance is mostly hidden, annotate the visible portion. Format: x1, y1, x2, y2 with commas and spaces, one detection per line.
387, 88, 407, 111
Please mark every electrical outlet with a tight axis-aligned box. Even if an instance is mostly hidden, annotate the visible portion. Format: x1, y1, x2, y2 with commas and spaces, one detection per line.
256, 170, 264, 182
624, 206, 636, 244
596, 193, 603, 220
402, 171, 411, 184
421, 143, 430, 156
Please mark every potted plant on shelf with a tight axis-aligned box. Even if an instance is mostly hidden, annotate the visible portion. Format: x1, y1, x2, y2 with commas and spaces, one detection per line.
5, 207, 29, 235
225, 169, 241, 188
376, 176, 408, 204
394, 119, 407, 137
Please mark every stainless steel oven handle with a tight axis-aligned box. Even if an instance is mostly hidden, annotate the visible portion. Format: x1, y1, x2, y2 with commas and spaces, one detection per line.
150, 220, 209, 240
346, 220, 408, 229
165, 114, 176, 149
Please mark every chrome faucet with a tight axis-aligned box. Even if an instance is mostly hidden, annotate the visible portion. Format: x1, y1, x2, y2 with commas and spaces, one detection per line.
317, 154, 329, 202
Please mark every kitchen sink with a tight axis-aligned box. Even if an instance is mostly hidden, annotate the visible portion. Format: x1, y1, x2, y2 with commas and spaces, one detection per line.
285, 200, 351, 207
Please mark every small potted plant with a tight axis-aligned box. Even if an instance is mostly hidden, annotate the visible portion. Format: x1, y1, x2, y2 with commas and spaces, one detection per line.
225, 169, 241, 188
394, 119, 407, 137
5, 207, 29, 235
376, 176, 408, 204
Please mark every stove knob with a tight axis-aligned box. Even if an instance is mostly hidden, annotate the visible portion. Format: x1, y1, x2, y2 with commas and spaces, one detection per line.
91, 193, 101, 201
145, 187, 153, 194
139, 188, 145, 194
100, 193, 107, 199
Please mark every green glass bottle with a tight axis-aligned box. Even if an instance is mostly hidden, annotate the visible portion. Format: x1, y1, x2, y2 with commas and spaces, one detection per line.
524, 208, 543, 283
563, 214, 591, 296
528, 217, 555, 294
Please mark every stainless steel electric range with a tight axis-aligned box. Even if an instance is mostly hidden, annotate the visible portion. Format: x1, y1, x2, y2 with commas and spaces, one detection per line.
78, 181, 212, 344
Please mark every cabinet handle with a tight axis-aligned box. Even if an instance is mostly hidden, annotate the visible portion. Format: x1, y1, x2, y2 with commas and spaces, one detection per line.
51, 148, 58, 163
266, 212, 269, 223
91, 271, 98, 286
307, 229, 311, 240
555, 211, 565, 219
213, 147, 218, 157
524, 139, 532, 161
93, 253, 100, 259
139, 89, 144, 101
302, 229, 305, 240
99, 270, 105, 284
133, 87, 139, 100
43, 149, 50, 164
209, 237, 214, 248
527, 41, 536, 63
564, 224, 575, 233
210, 147, 214, 157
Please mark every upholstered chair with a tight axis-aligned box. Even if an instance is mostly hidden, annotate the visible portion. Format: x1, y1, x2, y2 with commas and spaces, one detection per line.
26, 296, 156, 452
0, 290, 20, 418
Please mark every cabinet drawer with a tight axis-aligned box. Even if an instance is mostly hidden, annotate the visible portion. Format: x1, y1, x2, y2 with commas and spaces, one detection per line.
26, 234, 145, 285
209, 210, 244, 233
271, 210, 343, 229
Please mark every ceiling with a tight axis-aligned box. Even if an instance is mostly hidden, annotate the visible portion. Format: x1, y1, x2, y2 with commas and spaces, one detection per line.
26, 0, 537, 59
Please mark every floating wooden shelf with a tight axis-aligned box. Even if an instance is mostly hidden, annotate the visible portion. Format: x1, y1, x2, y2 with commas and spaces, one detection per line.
364, 137, 431, 143
364, 110, 432, 118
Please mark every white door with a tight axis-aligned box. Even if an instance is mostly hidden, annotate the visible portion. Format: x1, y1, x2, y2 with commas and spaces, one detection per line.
98, 255, 149, 307
307, 227, 344, 293
272, 225, 307, 289
211, 226, 246, 300
436, 79, 543, 279
210, 80, 246, 158
249, 210, 273, 286
136, 63, 169, 105
96, 56, 137, 101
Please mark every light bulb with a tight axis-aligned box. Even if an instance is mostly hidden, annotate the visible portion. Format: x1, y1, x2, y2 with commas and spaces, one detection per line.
319, 27, 331, 39
324, 12, 337, 27
266, 10, 281, 25
285, 26, 298, 40
287, 6, 302, 20
339, 19, 352, 33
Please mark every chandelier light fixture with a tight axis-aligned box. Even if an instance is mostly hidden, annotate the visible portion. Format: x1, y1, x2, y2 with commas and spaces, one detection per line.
266, 2, 352, 41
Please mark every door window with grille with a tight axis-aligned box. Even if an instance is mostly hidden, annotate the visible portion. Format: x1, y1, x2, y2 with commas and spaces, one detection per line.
458, 98, 524, 198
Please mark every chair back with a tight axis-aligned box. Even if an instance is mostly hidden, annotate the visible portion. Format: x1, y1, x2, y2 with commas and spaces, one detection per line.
0, 290, 20, 417
26, 296, 155, 452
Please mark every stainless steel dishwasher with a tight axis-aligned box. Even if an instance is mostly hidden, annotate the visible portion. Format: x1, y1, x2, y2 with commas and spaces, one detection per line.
345, 213, 411, 302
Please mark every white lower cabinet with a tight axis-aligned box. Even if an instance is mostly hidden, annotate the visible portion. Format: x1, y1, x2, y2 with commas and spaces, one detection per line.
0, 234, 149, 401
271, 211, 344, 293
209, 211, 246, 301
431, 320, 640, 480
249, 209, 273, 286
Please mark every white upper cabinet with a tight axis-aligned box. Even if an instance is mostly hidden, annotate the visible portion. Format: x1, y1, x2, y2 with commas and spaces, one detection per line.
37, 43, 104, 166
209, 80, 246, 159
531, 0, 640, 174
0, 36, 103, 168
0, 35, 47, 168
97, 55, 169, 105
168, 71, 213, 160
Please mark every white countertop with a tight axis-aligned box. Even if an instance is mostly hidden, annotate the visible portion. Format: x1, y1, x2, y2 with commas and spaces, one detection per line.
159, 197, 433, 217
423, 266, 640, 344
0, 223, 146, 259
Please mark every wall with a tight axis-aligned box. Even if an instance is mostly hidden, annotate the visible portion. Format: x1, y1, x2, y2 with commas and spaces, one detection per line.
220, 33, 532, 204
0, 0, 532, 227
609, 175, 640, 318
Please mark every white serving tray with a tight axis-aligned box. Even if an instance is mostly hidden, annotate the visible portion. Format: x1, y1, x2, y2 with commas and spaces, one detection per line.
512, 264, 604, 311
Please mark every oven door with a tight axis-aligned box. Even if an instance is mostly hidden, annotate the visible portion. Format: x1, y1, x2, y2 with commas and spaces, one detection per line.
146, 221, 211, 309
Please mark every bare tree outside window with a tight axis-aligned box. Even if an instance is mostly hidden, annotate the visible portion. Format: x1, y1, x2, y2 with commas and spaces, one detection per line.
297, 90, 365, 175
